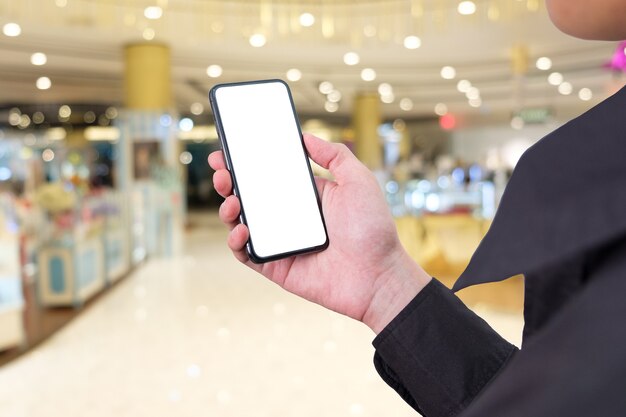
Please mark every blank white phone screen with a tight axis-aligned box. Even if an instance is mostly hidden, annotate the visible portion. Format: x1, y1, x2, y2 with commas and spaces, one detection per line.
213, 81, 327, 259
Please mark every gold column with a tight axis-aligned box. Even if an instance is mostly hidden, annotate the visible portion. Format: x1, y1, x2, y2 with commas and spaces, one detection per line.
510, 44, 529, 75
510, 44, 529, 114
123, 43, 172, 110
398, 122, 410, 160
352, 92, 382, 169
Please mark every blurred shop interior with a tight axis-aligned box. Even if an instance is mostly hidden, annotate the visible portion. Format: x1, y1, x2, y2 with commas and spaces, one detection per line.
0, 0, 625, 415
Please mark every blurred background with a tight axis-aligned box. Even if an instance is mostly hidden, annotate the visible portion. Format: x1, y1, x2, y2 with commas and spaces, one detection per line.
0, 1, 624, 416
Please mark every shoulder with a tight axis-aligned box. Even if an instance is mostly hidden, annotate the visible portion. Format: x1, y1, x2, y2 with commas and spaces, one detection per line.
454, 85, 626, 291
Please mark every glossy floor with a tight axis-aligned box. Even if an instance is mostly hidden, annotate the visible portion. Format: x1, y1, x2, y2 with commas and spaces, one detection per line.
0, 213, 523, 417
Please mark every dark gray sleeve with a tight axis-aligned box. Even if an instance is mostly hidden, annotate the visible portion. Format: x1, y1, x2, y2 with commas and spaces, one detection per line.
372, 279, 518, 417
456, 240, 626, 417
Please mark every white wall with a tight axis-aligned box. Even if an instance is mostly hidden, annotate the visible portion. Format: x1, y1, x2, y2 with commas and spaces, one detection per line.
450, 122, 561, 168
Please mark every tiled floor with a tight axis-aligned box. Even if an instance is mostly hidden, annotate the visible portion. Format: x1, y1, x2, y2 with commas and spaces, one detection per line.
0, 212, 523, 417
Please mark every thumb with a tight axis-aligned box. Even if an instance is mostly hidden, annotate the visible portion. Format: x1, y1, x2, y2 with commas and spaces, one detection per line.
303, 133, 362, 182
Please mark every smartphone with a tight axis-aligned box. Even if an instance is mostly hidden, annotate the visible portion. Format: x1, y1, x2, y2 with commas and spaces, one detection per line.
209, 79, 329, 263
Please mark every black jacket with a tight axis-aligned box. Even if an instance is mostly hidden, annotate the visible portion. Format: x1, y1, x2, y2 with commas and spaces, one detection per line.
373, 85, 626, 417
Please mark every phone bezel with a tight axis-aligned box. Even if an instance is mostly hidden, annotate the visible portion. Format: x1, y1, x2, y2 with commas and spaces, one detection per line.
209, 79, 329, 263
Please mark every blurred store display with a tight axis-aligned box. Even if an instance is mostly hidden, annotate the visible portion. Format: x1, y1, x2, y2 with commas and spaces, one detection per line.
376, 119, 506, 279
0, 105, 184, 360
0, 193, 25, 351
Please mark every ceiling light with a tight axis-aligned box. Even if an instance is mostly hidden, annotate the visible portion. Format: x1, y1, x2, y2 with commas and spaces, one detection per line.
31, 52, 47, 66
457, 79, 471, 93
179, 118, 194, 132
36, 77, 51, 90
32, 112, 45, 124
206, 64, 223, 78
179, 151, 193, 165
578, 88, 592, 101
98, 115, 110, 126
58, 105, 71, 118
468, 98, 482, 108
558, 81, 573, 95
9, 112, 21, 126
434, 103, 448, 116
19, 115, 31, 129
377, 83, 393, 96
299, 13, 315, 27
318, 81, 334, 94
440, 66, 456, 80
457, 1, 477, 15
286, 68, 302, 81
361, 68, 376, 82
327, 90, 342, 103
190, 103, 204, 115
403, 35, 422, 50
249, 33, 266, 47
84, 111, 96, 124
3, 23, 21, 37
42, 149, 55, 162
55, 0, 67, 7
343, 52, 360, 66
9, 108, 21, 126
144, 6, 163, 20
324, 101, 338, 113
381, 94, 395, 104
105, 107, 118, 119
548, 72, 563, 86
466, 87, 480, 100
142, 28, 155, 40
536, 57, 552, 71
400, 98, 414, 111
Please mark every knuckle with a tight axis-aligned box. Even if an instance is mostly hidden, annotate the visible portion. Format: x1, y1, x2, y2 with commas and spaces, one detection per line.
327, 143, 350, 169
335, 143, 351, 160
335, 143, 349, 153
218, 201, 227, 217
212, 170, 221, 185
223, 199, 235, 217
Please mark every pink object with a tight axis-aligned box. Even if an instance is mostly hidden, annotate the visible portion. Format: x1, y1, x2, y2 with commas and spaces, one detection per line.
605, 41, 626, 72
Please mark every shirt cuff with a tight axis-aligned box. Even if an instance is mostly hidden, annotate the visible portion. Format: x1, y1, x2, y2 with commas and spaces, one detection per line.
373, 278, 517, 417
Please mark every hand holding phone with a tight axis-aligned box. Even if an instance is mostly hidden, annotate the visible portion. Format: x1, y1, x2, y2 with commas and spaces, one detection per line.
209, 79, 329, 263
209, 132, 432, 333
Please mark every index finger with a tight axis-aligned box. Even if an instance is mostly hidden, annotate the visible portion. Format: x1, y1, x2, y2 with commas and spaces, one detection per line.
208, 151, 226, 170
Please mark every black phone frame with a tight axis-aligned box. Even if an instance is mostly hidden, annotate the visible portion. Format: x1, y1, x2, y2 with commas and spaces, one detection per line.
209, 79, 329, 263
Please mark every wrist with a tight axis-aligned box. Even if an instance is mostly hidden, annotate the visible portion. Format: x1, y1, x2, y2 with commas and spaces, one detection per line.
361, 249, 432, 334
